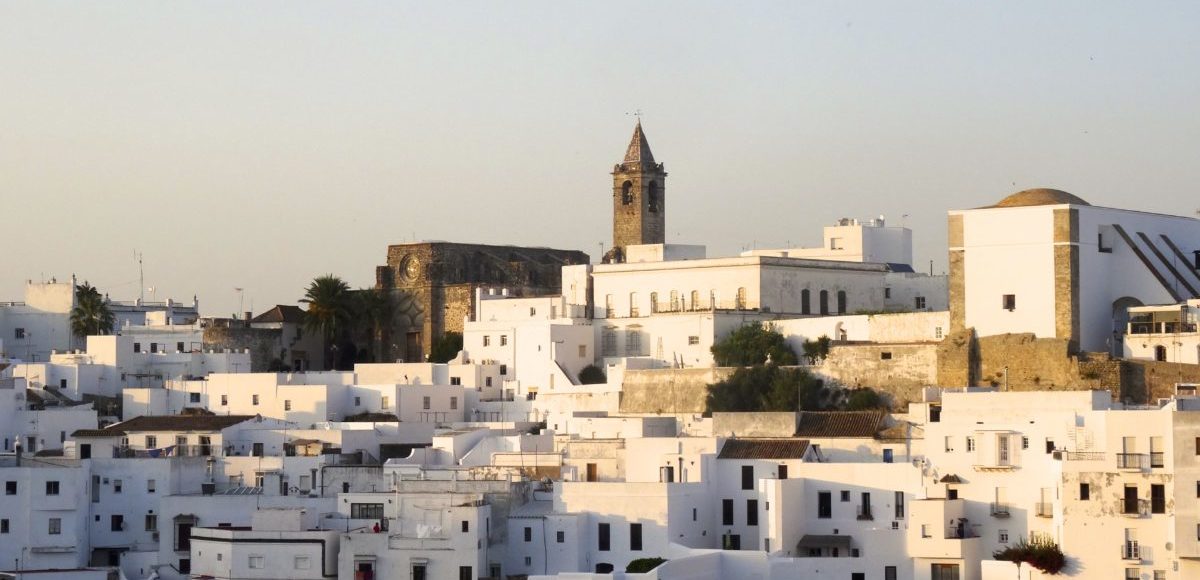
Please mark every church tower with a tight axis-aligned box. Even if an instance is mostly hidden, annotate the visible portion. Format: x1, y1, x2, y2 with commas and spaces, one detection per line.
607, 121, 667, 263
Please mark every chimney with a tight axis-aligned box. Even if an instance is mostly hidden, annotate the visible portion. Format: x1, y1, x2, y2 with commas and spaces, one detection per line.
244, 312, 252, 328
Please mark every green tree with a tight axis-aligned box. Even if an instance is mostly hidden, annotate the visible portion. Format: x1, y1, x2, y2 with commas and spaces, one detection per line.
578, 364, 607, 385
300, 275, 353, 369
70, 282, 115, 340
801, 335, 832, 364
353, 288, 393, 363
626, 558, 668, 573
711, 322, 798, 367
844, 387, 887, 410
429, 331, 463, 363
707, 365, 829, 413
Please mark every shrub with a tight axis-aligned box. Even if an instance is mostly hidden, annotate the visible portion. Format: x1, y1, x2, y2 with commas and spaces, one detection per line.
711, 322, 798, 367
578, 364, 607, 385
801, 335, 832, 364
993, 537, 1066, 574
626, 557, 667, 573
707, 365, 829, 413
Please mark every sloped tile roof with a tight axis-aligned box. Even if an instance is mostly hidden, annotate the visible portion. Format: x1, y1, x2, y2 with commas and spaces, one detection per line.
251, 305, 305, 324
72, 415, 256, 437
795, 410, 886, 438
717, 438, 810, 460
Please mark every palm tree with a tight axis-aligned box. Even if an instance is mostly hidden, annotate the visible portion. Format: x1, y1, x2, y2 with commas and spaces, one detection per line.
300, 275, 352, 368
353, 288, 394, 363
70, 282, 115, 340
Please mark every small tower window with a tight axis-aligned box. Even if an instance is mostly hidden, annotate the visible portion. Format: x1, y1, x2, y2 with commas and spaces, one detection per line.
621, 181, 634, 205
648, 181, 661, 212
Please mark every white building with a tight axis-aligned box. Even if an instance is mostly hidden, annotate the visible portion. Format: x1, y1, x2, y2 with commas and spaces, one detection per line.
1123, 299, 1200, 364
744, 215, 915, 268
189, 508, 339, 580
949, 188, 1200, 353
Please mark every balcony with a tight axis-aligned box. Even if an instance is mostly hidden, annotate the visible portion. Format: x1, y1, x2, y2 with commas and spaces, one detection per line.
1116, 453, 1148, 470
945, 523, 979, 539
1035, 503, 1053, 518
1120, 499, 1148, 517
1150, 452, 1165, 468
856, 505, 874, 521
1122, 542, 1141, 561
990, 502, 1010, 518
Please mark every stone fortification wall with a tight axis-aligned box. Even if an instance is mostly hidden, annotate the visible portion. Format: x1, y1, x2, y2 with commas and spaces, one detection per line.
814, 343, 939, 408
619, 368, 731, 414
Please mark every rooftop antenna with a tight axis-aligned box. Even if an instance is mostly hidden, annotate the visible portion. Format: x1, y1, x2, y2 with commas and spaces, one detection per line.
234, 288, 245, 319
135, 251, 144, 302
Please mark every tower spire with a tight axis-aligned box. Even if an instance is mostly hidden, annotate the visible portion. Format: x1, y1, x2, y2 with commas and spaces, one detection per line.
623, 120, 656, 166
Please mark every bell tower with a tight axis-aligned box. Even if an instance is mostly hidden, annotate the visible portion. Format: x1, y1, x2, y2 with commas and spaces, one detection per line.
607, 120, 667, 263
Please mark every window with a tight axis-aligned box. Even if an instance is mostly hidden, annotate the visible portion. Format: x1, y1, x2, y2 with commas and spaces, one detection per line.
884, 567, 897, 580
944, 436, 954, 452
629, 293, 639, 317
630, 523, 643, 550
350, 503, 384, 519
1125, 569, 1139, 580
1021, 436, 1029, 449
931, 564, 960, 580
648, 181, 660, 212
819, 290, 829, 315
556, 530, 565, 543
915, 296, 926, 309
746, 500, 758, 526
736, 287, 747, 310
602, 328, 617, 356
0, 520, 7, 533
6, 481, 15, 495
841, 490, 851, 502
423, 396, 431, 410
45, 481, 59, 495
1151, 484, 1165, 513
111, 514, 124, 531
626, 328, 642, 355
146, 435, 158, 449
220, 394, 228, 406
295, 556, 311, 570
148, 479, 156, 493
578, 345, 587, 357
884, 287, 892, 299
830, 237, 843, 250
999, 529, 1009, 543
451, 376, 462, 385
49, 517, 61, 535
741, 465, 754, 490
14, 328, 25, 340
605, 295, 614, 318
1080, 482, 1090, 500
1154, 571, 1166, 580
966, 437, 975, 452
598, 522, 610, 551
1002, 294, 1016, 310
461, 520, 469, 533
249, 555, 265, 569
837, 290, 847, 314
722, 498, 735, 525
252, 394, 259, 406
524, 527, 532, 542
451, 396, 458, 410
935, 326, 943, 339
145, 514, 157, 532
114, 479, 122, 493
688, 335, 700, 345
621, 181, 633, 204
801, 289, 811, 314
133, 342, 141, 353
778, 464, 788, 480
500, 335, 508, 346
883, 448, 894, 463
189, 392, 200, 404
895, 491, 905, 518
880, 352, 893, 360
483, 335, 491, 347
459, 566, 472, 580
499, 364, 507, 375
818, 492, 832, 518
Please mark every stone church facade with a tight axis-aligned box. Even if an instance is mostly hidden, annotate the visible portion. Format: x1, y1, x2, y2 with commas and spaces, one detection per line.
375, 242, 588, 362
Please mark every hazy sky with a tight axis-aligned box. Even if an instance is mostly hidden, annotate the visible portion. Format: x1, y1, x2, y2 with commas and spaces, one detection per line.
3, 2, 1199, 316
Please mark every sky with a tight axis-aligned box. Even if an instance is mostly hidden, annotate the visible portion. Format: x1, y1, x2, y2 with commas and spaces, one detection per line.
2, 2, 1199, 316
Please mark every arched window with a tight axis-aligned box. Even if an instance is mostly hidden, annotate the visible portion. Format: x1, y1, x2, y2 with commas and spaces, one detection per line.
650, 292, 658, 313
801, 289, 811, 315
819, 290, 829, 315
690, 290, 700, 311
629, 292, 639, 317
648, 181, 661, 212
621, 181, 634, 205
670, 290, 680, 311
736, 287, 747, 310
837, 290, 847, 314
1155, 345, 1168, 362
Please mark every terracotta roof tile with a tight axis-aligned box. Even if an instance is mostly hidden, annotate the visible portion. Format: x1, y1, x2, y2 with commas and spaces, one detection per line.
717, 438, 810, 460
795, 411, 886, 438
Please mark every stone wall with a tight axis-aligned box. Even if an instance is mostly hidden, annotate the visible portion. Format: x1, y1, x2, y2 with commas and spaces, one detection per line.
618, 368, 731, 414
712, 412, 798, 437
1125, 360, 1200, 403
203, 326, 280, 372
815, 343, 939, 408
